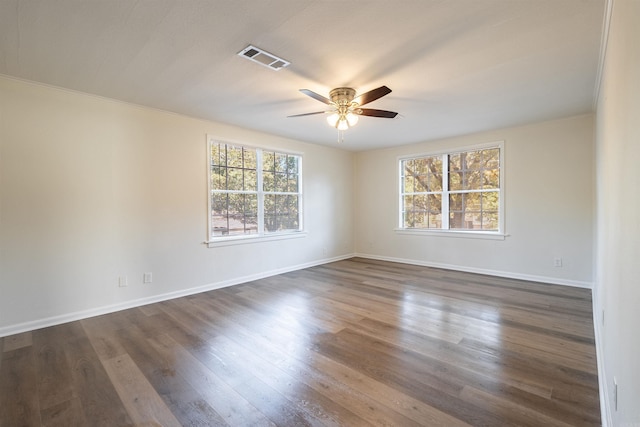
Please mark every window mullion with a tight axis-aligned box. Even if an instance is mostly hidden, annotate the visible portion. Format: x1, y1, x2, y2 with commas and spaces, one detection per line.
441, 154, 450, 230
256, 149, 264, 234
398, 160, 406, 228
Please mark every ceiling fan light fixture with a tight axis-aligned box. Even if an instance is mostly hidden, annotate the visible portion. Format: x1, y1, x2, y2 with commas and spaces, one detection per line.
327, 112, 340, 127
346, 112, 359, 126
337, 118, 349, 131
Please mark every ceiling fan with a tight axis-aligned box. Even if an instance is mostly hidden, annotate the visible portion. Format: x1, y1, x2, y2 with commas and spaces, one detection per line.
288, 85, 398, 142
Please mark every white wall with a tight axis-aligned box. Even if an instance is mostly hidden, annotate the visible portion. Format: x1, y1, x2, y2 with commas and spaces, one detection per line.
0, 76, 354, 335
594, 0, 640, 425
354, 114, 595, 287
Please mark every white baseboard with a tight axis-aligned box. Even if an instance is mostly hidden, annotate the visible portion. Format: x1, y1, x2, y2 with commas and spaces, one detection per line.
354, 253, 593, 289
1, 252, 593, 338
0, 253, 354, 338
592, 288, 612, 427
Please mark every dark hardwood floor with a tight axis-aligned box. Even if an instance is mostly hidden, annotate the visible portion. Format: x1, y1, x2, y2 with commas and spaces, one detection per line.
0, 258, 601, 426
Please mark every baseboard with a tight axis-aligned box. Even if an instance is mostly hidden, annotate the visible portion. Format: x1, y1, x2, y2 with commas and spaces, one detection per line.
1, 252, 593, 338
354, 253, 593, 289
0, 253, 354, 338
592, 287, 612, 427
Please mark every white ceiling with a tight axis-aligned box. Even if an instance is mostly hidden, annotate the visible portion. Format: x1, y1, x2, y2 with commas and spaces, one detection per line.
0, 0, 605, 151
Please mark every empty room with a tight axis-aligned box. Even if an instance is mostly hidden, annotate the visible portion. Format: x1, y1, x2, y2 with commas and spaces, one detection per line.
1, 1, 638, 426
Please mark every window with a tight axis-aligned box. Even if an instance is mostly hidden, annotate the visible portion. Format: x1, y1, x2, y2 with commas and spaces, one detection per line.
399, 143, 503, 234
208, 139, 302, 242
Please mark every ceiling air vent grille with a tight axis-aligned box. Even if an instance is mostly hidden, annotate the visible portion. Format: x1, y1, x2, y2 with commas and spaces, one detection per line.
237, 45, 290, 71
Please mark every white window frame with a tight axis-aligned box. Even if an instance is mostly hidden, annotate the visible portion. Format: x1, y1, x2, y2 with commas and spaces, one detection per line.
396, 141, 506, 240
206, 137, 305, 248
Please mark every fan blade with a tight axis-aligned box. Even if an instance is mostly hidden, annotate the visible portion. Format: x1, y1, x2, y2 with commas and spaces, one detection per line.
355, 86, 392, 106
359, 108, 398, 118
299, 89, 332, 105
287, 111, 327, 117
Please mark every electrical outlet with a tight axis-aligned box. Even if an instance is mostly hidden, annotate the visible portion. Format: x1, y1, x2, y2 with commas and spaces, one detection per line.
118, 276, 128, 287
554, 257, 563, 267
613, 377, 618, 411
143, 272, 152, 284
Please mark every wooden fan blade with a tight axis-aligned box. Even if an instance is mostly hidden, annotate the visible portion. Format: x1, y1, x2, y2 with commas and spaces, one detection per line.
299, 89, 332, 105
287, 111, 327, 117
355, 86, 392, 106
359, 108, 398, 118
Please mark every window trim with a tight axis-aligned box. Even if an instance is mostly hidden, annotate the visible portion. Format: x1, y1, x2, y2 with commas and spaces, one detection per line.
396, 141, 506, 239
206, 136, 305, 247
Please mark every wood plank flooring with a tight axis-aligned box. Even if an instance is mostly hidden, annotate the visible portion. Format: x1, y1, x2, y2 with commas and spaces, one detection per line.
0, 258, 601, 426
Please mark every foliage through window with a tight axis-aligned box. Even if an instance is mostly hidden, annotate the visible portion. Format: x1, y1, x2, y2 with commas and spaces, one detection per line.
209, 140, 302, 239
400, 145, 502, 232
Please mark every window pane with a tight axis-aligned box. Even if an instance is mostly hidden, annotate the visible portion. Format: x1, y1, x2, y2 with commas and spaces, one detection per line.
244, 170, 257, 191
243, 148, 257, 169
212, 193, 228, 214
401, 159, 413, 176
284, 195, 300, 230
403, 211, 413, 228
403, 195, 414, 210
211, 143, 220, 166
466, 192, 481, 210
227, 167, 243, 191
211, 193, 229, 236
465, 150, 482, 170
424, 193, 442, 229
403, 157, 443, 193
481, 212, 499, 230
211, 143, 226, 167
413, 194, 427, 212
212, 215, 228, 236
275, 153, 287, 172
275, 172, 288, 192
427, 157, 442, 191
211, 166, 224, 191
449, 169, 462, 191
263, 151, 275, 171
402, 192, 443, 229
264, 194, 275, 214
264, 194, 299, 232
243, 194, 258, 234
288, 174, 299, 192
263, 171, 275, 192
264, 194, 277, 232
483, 169, 499, 189
287, 156, 298, 173
467, 210, 483, 227
466, 170, 483, 189
402, 175, 414, 193
482, 191, 499, 212
415, 158, 429, 175
449, 191, 499, 230
227, 146, 243, 168
415, 175, 428, 192
449, 153, 460, 171
449, 193, 465, 229
483, 148, 500, 169
449, 192, 485, 229
228, 194, 258, 235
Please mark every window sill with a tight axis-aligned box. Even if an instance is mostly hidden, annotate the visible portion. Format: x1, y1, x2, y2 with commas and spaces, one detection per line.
205, 230, 307, 248
394, 228, 507, 240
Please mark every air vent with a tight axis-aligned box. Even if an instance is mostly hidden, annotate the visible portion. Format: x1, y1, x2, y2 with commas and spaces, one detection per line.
237, 45, 290, 71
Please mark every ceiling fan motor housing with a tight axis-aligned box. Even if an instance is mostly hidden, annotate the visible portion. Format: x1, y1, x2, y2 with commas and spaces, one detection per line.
329, 87, 357, 105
